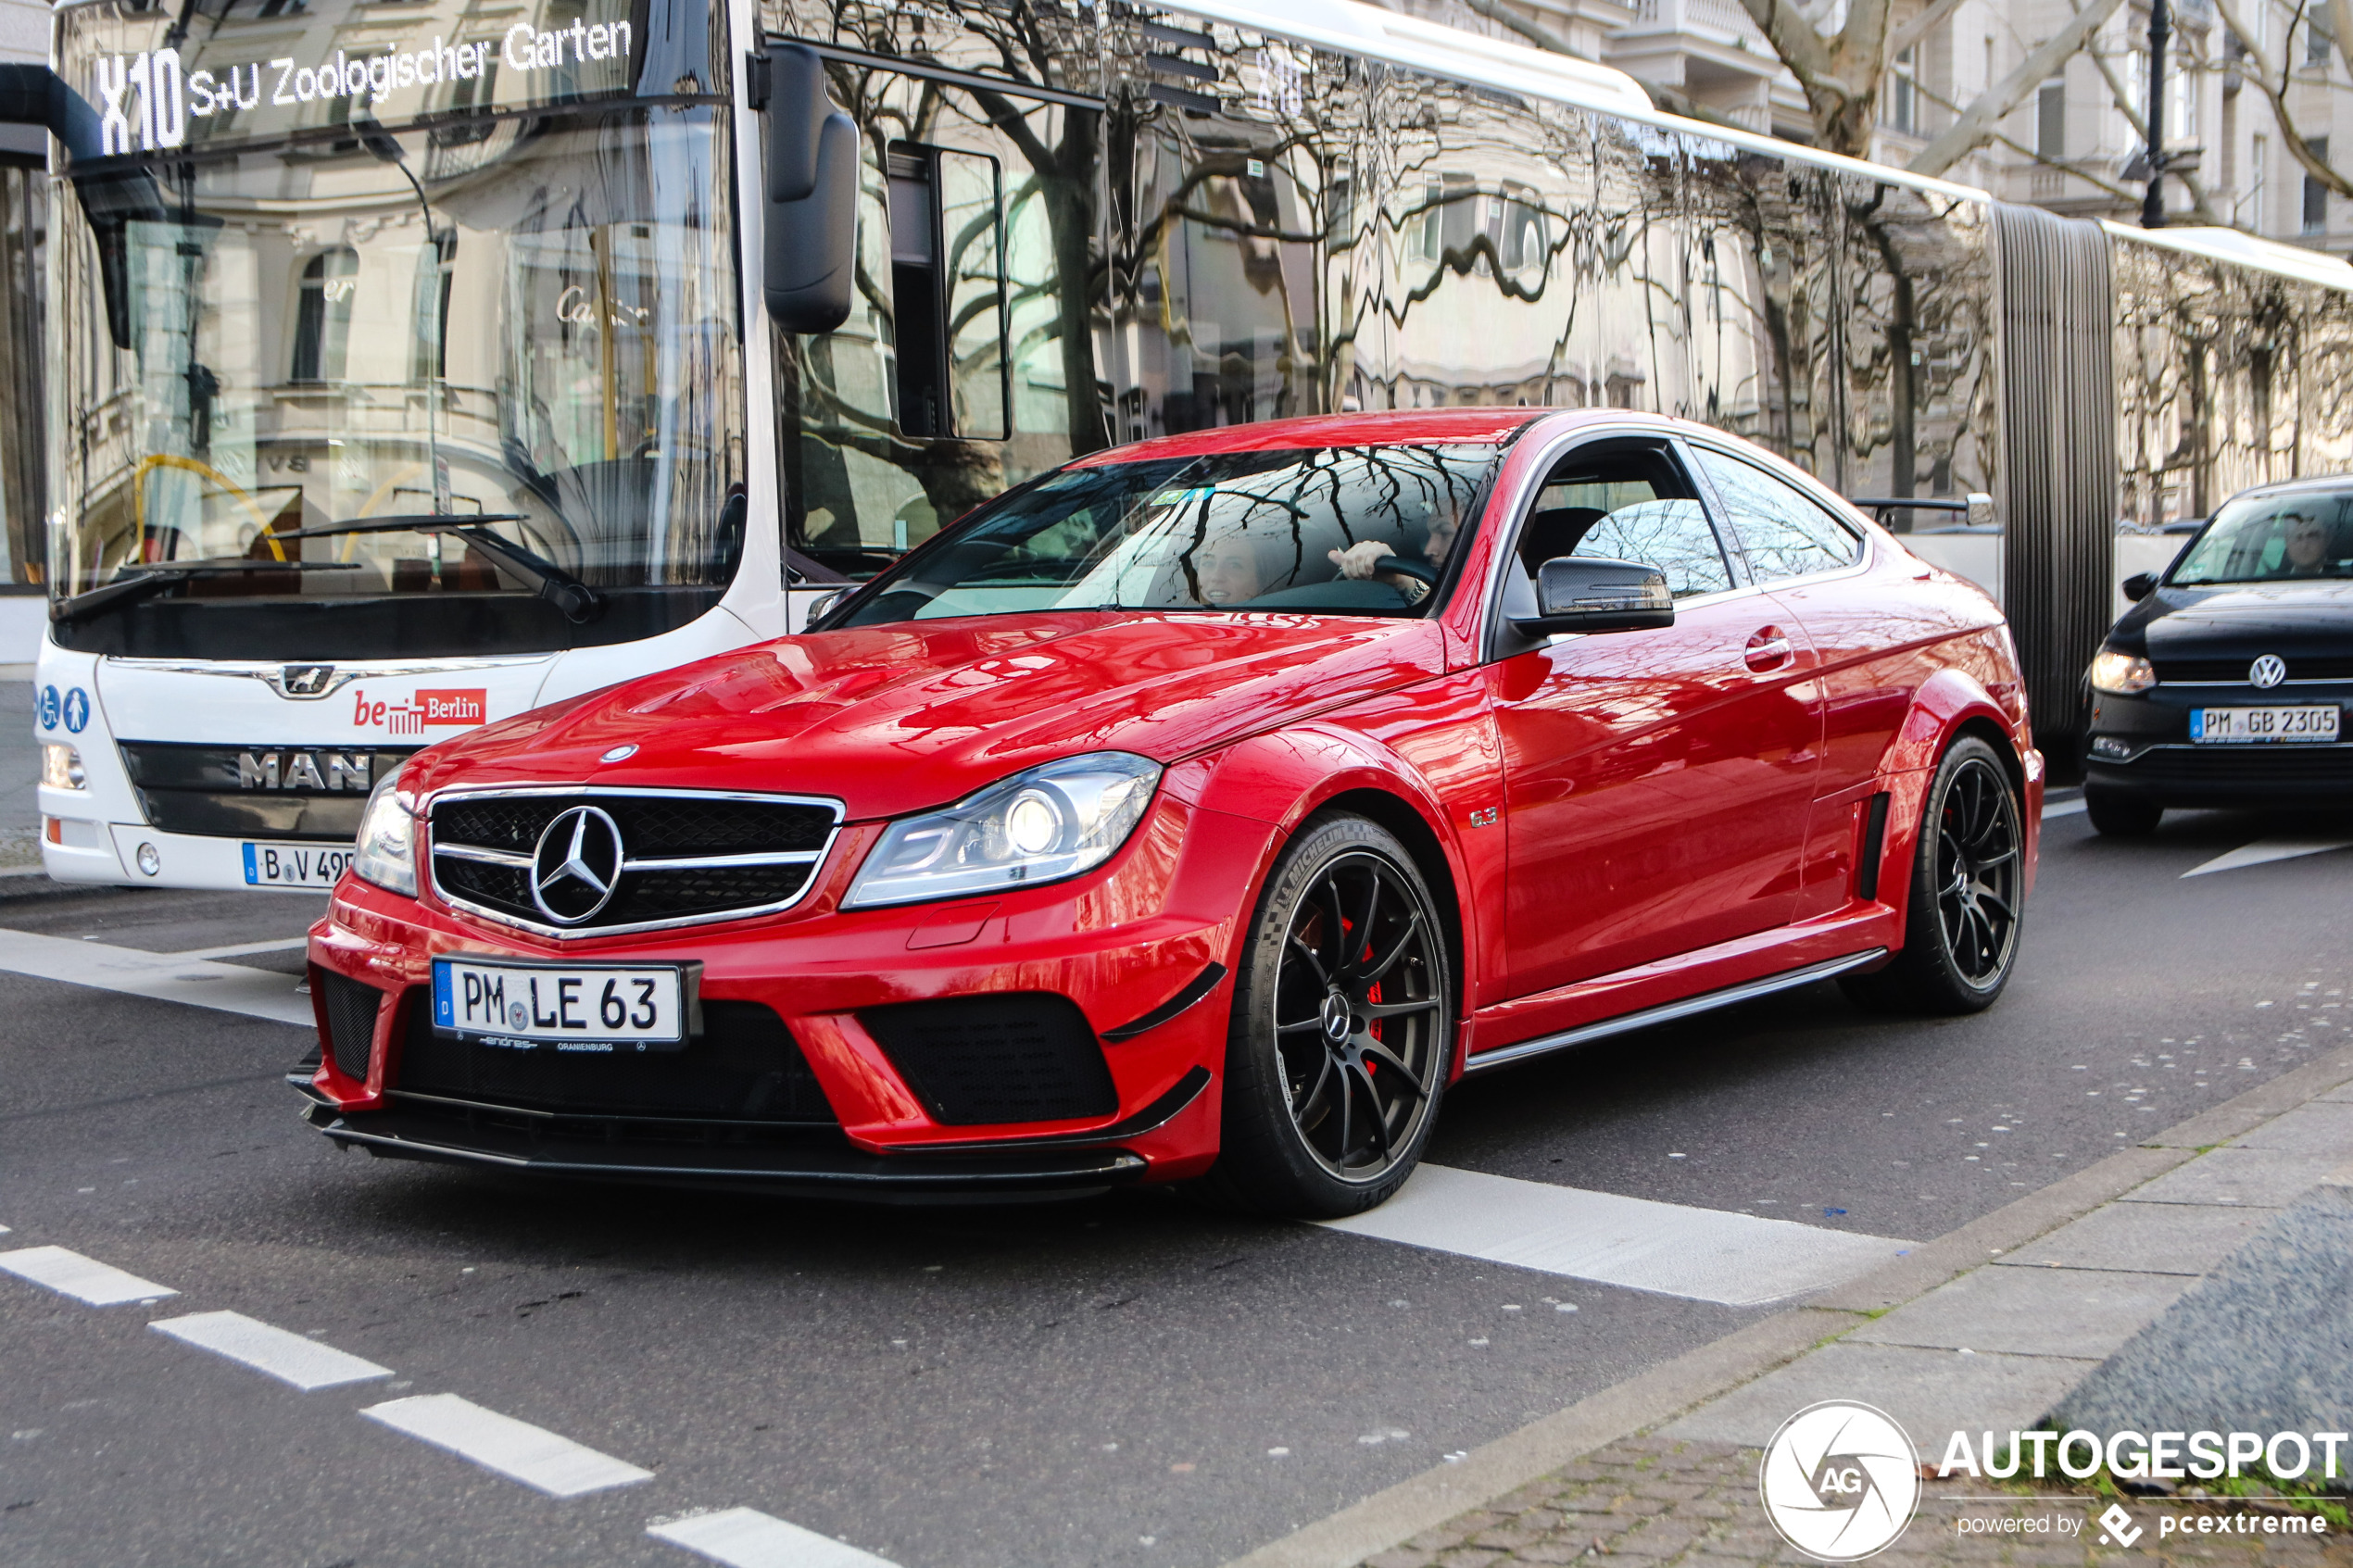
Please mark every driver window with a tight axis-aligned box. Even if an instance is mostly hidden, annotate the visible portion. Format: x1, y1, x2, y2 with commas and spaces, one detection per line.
1512, 445, 1732, 598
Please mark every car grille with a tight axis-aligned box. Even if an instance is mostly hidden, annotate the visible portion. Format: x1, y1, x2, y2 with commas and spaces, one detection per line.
394, 989, 838, 1124
2112, 745, 2353, 783
2157, 656, 2353, 684
118, 742, 419, 840
315, 967, 384, 1083
427, 789, 841, 936
860, 994, 1118, 1126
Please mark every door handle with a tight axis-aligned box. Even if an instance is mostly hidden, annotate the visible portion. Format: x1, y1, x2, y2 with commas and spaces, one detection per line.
1744, 628, 1794, 671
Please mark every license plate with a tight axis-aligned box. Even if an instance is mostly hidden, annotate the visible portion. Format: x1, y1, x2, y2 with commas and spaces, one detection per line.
2189, 706, 2342, 745
243, 841, 354, 887
430, 957, 698, 1052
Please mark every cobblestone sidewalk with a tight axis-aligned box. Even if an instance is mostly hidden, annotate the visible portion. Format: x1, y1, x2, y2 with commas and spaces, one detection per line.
1362, 1436, 2350, 1568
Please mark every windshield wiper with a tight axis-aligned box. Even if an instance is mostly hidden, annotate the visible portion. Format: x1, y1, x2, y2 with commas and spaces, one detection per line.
51, 558, 362, 627
275, 516, 603, 622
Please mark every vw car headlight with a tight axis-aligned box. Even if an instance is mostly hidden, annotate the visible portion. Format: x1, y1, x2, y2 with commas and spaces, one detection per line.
2088, 649, 2158, 694
352, 776, 419, 897
845, 753, 1162, 909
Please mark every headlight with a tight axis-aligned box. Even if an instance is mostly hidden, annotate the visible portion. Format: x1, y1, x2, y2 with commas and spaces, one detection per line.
844, 752, 1162, 909
2088, 649, 2157, 694
41, 744, 84, 790
352, 776, 418, 897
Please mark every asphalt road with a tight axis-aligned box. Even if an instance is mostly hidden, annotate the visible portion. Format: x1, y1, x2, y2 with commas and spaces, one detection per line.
3, 804, 2350, 1568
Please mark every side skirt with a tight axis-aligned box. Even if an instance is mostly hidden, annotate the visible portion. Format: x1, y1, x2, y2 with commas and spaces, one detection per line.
1462, 948, 1887, 1075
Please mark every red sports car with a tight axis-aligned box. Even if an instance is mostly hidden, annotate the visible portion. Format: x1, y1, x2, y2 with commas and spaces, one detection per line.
300, 409, 2041, 1216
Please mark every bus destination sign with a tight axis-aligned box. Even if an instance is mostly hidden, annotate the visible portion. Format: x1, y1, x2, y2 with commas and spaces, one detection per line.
57, 0, 643, 160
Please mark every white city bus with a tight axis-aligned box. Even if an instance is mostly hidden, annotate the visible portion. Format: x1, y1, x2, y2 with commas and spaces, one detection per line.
19, 0, 2353, 892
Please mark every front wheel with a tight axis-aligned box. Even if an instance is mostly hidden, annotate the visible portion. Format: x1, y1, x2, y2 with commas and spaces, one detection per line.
1842, 736, 2025, 1016
1204, 814, 1453, 1218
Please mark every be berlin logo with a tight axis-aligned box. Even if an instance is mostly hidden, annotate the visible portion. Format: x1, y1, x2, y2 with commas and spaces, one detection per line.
1757, 1401, 2346, 1561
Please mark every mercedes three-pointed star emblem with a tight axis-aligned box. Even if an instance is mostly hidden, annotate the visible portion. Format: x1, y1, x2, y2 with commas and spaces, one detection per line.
530, 805, 624, 924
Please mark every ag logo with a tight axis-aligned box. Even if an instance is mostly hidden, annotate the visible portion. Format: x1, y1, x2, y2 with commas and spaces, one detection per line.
1758, 1400, 1920, 1562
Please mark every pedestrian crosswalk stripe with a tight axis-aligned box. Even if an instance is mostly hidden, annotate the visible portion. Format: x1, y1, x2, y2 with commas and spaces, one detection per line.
651, 1507, 902, 1568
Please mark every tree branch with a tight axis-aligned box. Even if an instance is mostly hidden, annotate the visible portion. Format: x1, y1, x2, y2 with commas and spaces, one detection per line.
2086, 44, 2221, 221
1908, 0, 2125, 174
2211, 0, 2353, 197
1888, 0, 1970, 61
1453, 0, 1594, 59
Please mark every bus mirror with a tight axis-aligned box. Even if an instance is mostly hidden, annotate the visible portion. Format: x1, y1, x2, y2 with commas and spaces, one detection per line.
762, 46, 857, 334
1966, 492, 1996, 529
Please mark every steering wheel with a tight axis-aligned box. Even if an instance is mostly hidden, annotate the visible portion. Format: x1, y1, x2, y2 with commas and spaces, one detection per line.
1375, 555, 1438, 586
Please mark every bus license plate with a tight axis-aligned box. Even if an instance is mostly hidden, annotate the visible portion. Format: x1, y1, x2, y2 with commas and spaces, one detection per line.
430, 957, 692, 1051
2189, 706, 2341, 745
242, 842, 355, 887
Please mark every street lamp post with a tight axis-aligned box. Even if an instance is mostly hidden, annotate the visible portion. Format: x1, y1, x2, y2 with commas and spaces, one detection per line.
2144, 0, 2171, 227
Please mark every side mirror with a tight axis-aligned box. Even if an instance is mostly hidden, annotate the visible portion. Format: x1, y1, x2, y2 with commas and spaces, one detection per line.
2122, 571, 2158, 602
1966, 492, 1996, 530
761, 45, 858, 333
1511, 557, 1674, 635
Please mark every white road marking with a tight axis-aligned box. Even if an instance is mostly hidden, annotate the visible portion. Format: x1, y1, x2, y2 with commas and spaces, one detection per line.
2042, 797, 2087, 819
651, 1508, 901, 1568
360, 1393, 652, 1497
152, 1311, 392, 1391
2182, 835, 2353, 878
0, 929, 313, 1026
169, 936, 311, 961
1316, 1164, 1906, 1306
0, 1246, 177, 1306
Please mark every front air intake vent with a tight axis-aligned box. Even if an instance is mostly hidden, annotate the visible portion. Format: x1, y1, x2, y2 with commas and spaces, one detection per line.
394, 993, 837, 1125
427, 787, 843, 937
315, 967, 384, 1083
860, 994, 1118, 1126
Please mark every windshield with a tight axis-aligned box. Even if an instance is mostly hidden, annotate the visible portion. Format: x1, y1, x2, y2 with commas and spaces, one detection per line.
47, 0, 742, 659
2171, 491, 2353, 586
836, 445, 1504, 626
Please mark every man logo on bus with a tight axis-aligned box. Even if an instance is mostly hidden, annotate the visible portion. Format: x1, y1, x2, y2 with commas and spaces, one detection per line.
1758, 1401, 1920, 1561
351, 688, 487, 735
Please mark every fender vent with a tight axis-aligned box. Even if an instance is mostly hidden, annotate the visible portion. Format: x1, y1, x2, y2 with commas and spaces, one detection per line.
860, 994, 1117, 1126
315, 967, 384, 1084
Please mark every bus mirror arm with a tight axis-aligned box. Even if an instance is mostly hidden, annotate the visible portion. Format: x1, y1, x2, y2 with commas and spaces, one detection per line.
761, 44, 857, 334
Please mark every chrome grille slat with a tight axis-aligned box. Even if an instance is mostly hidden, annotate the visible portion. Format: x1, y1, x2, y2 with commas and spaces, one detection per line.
427, 786, 843, 938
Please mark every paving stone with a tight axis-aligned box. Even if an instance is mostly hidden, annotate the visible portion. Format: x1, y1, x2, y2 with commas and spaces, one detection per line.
2230, 1100, 2353, 1158
1998, 1201, 2278, 1276
2121, 1148, 2347, 1209
1658, 1342, 2097, 1450
1847, 1264, 2193, 1361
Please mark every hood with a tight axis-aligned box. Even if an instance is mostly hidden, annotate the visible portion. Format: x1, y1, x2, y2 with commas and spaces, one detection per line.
404, 612, 1443, 820
2114, 579, 2353, 660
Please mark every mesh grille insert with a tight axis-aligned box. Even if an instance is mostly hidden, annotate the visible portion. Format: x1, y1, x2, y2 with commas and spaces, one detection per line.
315, 967, 384, 1083
860, 994, 1117, 1127
395, 992, 837, 1124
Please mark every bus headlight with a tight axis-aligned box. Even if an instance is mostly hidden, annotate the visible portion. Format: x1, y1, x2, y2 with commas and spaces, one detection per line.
844, 753, 1162, 909
41, 744, 85, 790
353, 777, 419, 897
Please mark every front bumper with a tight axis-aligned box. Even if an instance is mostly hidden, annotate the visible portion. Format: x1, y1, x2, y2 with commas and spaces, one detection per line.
292, 1080, 1174, 1199
2084, 685, 2353, 805
298, 786, 1274, 1187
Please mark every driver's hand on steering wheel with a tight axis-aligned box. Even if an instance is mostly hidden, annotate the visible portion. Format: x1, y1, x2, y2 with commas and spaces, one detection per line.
1328, 539, 1395, 580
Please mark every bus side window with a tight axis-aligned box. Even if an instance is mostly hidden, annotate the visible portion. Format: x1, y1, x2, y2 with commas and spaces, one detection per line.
887, 142, 1008, 441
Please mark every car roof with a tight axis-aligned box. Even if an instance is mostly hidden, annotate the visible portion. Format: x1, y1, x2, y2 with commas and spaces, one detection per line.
2224, 472, 2353, 504
1065, 407, 1577, 466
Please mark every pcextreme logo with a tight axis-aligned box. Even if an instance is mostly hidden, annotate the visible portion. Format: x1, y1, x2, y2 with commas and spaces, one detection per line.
1758, 1401, 1922, 1562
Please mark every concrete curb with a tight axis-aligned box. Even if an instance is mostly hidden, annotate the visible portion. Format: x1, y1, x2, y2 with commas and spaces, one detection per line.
1219, 1045, 2353, 1568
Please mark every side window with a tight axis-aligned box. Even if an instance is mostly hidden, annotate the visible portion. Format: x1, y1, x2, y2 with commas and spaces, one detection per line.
1515, 445, 1731, 598
1693, 448, 1862, 582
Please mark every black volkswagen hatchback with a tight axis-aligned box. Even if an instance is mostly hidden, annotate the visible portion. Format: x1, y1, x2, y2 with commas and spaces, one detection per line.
2083, 477, 2353, 834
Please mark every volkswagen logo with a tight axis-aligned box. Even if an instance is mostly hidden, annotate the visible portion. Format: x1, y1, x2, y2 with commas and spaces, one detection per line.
2249, 654, 2288, 689
530, 805, 624, 925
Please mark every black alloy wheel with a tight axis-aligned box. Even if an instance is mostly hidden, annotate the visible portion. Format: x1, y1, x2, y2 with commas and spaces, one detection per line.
1842, 735, 2025, 1015
1207, 814, 1451, 1216
1931, 755, 2023, 985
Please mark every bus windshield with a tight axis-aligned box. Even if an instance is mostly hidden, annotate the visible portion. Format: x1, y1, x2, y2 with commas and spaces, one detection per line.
47, 0, 742, 659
